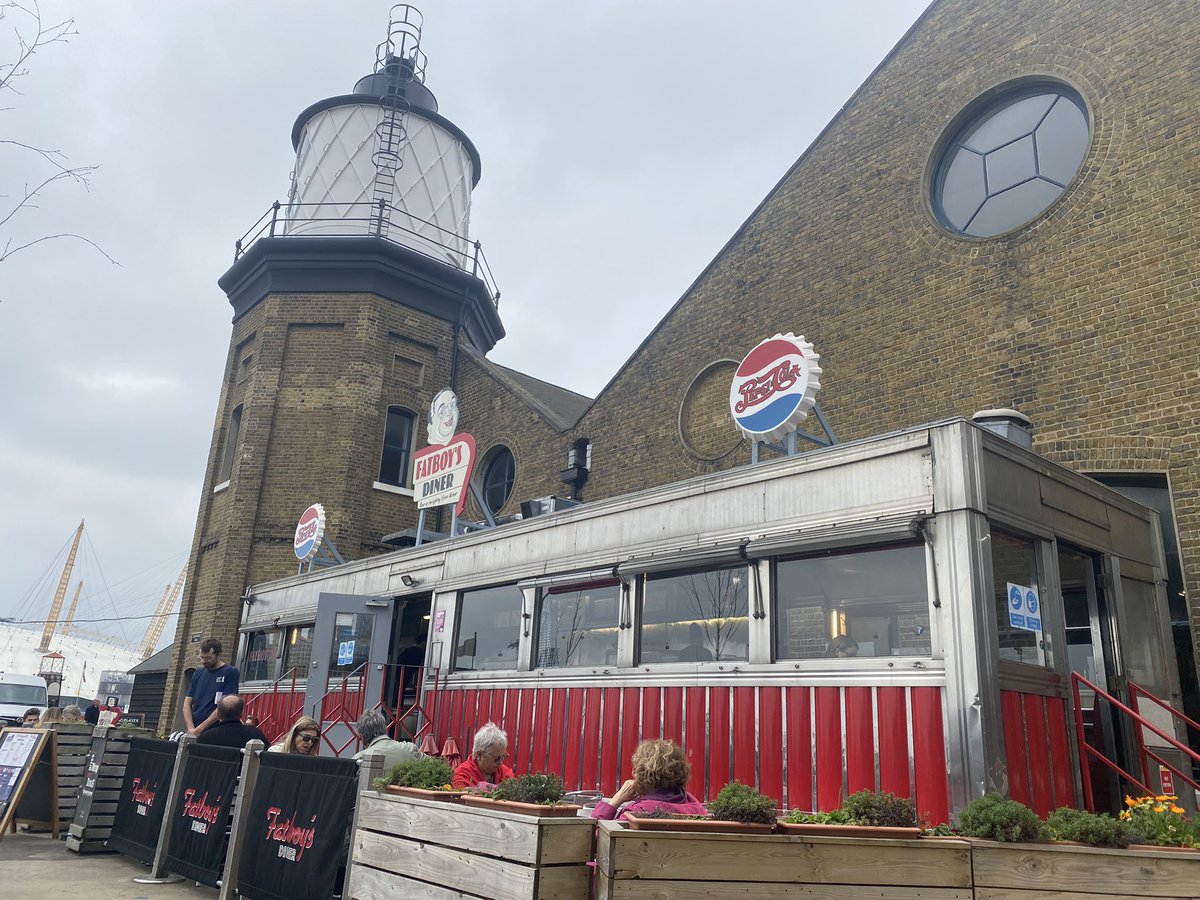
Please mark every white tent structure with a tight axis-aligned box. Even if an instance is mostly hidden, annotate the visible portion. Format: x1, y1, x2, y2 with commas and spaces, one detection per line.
0, 623, 140, 706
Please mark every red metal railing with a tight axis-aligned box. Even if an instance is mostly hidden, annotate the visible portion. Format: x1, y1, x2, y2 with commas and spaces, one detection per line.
1129, 681, 1200, 798
242, 666, 304, 744
310, 663, 438, 758
1071, 671, 1200, 810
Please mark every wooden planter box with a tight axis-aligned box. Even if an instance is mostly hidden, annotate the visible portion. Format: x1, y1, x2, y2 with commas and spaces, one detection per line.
596, 819, 974, 899
348, 790, 594, 900
51, 723, 96, 837
65, 725, 150, 853
970, 839, 1200, 899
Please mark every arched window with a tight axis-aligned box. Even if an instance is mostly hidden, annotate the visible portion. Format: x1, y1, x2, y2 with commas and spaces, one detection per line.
482, 446, 516, 515
378, 407, 416, 487
217, 404, 243, 484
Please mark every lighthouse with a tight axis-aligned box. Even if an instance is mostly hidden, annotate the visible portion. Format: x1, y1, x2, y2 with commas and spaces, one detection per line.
165, 6, 503, 728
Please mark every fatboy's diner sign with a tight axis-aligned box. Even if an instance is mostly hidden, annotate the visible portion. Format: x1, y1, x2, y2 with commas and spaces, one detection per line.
412, 388, 477, 515
729, 333, 822, 442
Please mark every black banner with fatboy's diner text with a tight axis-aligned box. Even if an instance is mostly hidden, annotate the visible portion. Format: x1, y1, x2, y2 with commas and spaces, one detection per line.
165, 743, 241, 887
237, 753, 358, 900
106, 737, 177, 864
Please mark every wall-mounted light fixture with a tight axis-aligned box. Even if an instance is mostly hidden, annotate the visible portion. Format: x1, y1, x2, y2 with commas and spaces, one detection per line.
401, 574, 420, 587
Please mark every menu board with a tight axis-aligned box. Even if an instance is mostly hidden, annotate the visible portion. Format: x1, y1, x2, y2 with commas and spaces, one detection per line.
0, 728, 54, 840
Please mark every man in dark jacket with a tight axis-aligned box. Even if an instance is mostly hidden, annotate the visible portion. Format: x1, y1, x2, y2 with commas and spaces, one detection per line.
83, 698, 101, 726
196, 695, 267, 748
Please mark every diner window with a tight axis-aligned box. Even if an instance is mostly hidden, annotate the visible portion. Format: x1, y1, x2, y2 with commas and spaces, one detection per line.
378, 406, 416, 487
243, 629, 281, 681
990, 528, 1046, 667
454, 584, 522, 672
329, 612, 373, 675
775, 544, 931, 660
536, 581, 620, 668
282, 624, 314, 676
639, 566, 748, 664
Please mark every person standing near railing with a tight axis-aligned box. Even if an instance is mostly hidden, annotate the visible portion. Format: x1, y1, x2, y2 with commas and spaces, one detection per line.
184, 638, 240, 738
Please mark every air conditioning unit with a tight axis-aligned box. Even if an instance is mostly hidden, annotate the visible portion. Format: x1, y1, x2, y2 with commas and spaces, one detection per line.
520, 496, 581, 519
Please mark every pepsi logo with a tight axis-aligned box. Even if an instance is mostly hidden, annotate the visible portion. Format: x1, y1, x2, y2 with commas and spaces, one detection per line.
728, 333, 822, 442
293, 503, 326, 561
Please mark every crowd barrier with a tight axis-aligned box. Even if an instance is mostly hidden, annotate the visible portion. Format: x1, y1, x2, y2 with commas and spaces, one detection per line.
95, 734, 382, 900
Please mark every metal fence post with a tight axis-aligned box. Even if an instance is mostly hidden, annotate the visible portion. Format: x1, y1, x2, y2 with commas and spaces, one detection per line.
218, 739, 264, 900
133, 735, 193, 884
341, 751, 385, 900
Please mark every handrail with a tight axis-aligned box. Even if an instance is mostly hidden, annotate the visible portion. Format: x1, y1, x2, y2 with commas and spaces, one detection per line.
1071, 671, 1200, 811
231, 199, 501, 309
1128, 681, 1200, 798
309, 662, 437, 758
241, 666, 303, 743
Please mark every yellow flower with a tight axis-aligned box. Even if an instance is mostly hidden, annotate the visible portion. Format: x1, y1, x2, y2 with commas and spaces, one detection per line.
1125, 796, 1137, 807
1154, 805, 1166, 813
1171, 805, 1185, 815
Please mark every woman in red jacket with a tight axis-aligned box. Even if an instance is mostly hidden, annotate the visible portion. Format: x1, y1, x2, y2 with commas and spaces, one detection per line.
592, 738, 707, 820
453, 722, 515, 789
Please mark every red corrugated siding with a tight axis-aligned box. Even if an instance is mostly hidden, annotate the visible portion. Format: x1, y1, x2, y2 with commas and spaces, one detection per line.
620, 687, 641, 784
531, 690, 551, 772
733, 687, 756, 789
911, 687, 949, 824
641, 687, 661, 740
662, 687, 683, 746
515, 689, 535, 775
877, 686, 909, 797
708, 687, 731, 796
785, 686, 812, 812
1024, 694, 1052, 817
548, 688, 569, 775
759, 686, 783, 805
601, 688, 622, 794
815, 687, 842, 810
564, 688, 585, 789
1002, 690, 1031, 808
1045, 696, 1074, 808
845, 686, 874, 794
581, 688, 602, 791
685, 686, 707, 800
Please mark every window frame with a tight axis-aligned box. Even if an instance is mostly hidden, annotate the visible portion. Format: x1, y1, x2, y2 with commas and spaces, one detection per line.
377, 405, 417, 489
216, 403, 243, 485
480, 445, 517, 515
534, 578, 621, 670
636, 564, 751, 666
451, 582, 523, 674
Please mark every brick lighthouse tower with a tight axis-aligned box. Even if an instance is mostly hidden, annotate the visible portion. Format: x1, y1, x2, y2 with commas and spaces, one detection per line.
163, 6, 502, 724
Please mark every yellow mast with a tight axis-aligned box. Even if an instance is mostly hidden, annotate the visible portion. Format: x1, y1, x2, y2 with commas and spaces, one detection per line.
140, 565, 185, 660
38, 519, 84, 652
60, 580, 84, 637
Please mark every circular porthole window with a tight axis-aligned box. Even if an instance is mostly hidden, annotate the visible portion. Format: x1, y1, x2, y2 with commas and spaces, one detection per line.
933, 83, 1090, 237
481, 446, 516, 515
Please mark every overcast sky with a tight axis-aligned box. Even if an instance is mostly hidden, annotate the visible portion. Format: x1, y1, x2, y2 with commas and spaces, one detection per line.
0, 0, 931, 650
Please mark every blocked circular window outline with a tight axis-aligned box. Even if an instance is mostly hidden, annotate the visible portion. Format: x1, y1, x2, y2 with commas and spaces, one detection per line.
480, 445, 516, 515
677, 359, 744, 462
932, 81, 1090, 238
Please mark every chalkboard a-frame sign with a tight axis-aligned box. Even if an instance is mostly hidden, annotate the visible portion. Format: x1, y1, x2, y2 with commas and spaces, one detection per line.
0, 728, 58, 840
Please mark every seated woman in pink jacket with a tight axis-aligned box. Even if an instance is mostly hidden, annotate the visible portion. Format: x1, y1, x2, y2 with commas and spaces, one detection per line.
592, 738, 707, 820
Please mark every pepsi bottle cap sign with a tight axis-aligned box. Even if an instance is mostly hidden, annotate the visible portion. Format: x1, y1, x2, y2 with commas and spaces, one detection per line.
729, 333, 822, 442
293, 503, 327, 561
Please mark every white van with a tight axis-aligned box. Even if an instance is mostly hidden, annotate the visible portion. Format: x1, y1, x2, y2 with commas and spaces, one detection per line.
0, 673, 49, 725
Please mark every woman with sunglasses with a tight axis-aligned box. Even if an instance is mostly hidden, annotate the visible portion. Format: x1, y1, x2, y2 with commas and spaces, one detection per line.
452, 722, 515, 789
269, 715, 322, 755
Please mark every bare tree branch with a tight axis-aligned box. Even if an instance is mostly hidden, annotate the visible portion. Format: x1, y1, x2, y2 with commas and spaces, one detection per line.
0, 1, 77, 96
0, 231, 119, 265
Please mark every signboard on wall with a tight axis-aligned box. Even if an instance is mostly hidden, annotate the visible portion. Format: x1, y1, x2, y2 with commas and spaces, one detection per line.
729, 333, 822, 442
1007, 582, 1042, 632
412, 433, 477, 515
293, 504, 327, 561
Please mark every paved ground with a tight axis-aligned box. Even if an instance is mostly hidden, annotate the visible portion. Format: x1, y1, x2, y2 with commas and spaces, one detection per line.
0, 832, 218, 899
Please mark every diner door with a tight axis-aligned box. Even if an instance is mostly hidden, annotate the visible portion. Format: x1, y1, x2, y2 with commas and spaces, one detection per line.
304, 593, 395, 755
1060, 546, 1128, 809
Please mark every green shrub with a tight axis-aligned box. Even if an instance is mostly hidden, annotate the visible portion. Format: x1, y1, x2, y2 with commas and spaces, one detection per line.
842, 790, 919, 828
708, 781, 778, 825
783, 808, 853, 825
1042, 806, 1133, 848
374, 756, 453, 791
957, 793, 1042, 842
639, 808, 706, 820
489, 772, 566, 805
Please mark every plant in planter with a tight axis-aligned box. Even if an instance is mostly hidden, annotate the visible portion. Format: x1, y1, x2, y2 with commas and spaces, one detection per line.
374, 756, 456, 793
842, 789, 919, 828
782, 808, 853, 825
488, 772, 566, 805
956, 793, 1042, 842
708, 781, 778, 826
1119, 794, 1200, 848
1041, 806, 1133, 848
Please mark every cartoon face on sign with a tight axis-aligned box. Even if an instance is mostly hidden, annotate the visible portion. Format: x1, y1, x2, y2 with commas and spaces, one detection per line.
427, 389, 459, 446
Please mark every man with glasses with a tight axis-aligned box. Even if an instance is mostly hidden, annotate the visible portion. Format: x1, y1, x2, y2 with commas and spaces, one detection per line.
184, 637, 240, 738
197, 695, 268, 748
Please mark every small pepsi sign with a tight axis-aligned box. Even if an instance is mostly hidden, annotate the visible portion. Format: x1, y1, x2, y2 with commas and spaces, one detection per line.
729, 333, 822, 442
293, 504, 326, 561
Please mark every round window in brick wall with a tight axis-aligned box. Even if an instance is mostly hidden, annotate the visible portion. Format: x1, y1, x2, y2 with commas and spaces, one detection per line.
933, 82, 1090, 237
481, 446, 516, 515
678, 360, 742, 461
